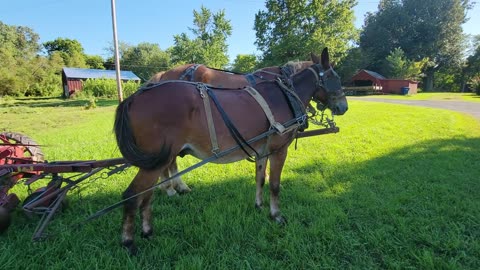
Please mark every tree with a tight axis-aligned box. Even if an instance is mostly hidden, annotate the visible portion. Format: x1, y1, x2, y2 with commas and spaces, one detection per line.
0, 21, 41, 96
85, 55, 105, 69
0, 21, 40, 59
360, 0, 473, 91
385, 47, 427, 81
171, 6, 232, 68
254, 0, 357, 66
119, 42, 171, 81
464, 35, 480, 94
43, 38, 87, 67
231, 54, 258, 73
335, 47, 369, 84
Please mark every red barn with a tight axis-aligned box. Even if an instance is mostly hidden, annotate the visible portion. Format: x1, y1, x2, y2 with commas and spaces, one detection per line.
61, 67, 141, 98
350, 69, 418, 95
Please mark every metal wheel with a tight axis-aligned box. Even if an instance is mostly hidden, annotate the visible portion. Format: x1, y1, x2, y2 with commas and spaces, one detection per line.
0, 132, 45, 164
0, 132, 45, 233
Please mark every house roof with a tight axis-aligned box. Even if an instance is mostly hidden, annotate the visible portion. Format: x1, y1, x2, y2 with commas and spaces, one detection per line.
363, 70, 386, 80
62, 67, 141, 81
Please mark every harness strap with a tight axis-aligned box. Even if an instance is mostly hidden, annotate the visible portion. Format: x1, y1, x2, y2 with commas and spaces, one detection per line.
308, 67, 320, 82
179, 64, 202, 81
276, 78, 308, 131
243, 86, 286, 133
205, 87, 259, 159
196, 84, 220, 155
244, 73, 257, 86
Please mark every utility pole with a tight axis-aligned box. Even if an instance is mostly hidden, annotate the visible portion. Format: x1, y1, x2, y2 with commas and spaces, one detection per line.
111, 0, 123, 102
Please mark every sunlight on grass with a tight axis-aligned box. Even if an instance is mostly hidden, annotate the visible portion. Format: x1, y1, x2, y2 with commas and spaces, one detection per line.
355, 92, 480, 102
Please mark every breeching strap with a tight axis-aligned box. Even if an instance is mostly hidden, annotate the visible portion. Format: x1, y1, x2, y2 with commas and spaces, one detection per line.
196, 84, 220, 154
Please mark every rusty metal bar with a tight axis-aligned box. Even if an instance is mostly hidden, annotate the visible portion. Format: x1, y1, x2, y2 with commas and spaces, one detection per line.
0, 158, 126, 174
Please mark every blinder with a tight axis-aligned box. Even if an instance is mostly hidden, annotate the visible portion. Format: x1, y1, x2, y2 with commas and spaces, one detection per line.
309, 64, 345, 112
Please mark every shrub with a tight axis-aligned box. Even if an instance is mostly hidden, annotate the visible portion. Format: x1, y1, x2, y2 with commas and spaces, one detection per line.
81, 79, 141, 98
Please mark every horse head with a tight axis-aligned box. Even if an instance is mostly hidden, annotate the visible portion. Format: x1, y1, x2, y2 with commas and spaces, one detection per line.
309, 48, 348, 116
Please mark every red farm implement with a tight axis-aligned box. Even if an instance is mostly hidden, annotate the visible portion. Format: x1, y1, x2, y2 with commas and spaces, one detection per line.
0, 132, 127, 239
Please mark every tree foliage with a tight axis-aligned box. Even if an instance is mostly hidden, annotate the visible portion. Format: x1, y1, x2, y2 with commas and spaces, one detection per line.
118, 42, 171, 81
464, 35, 480, 94
360, 0, 473, 90
335, 47, 369, 84
171, 6, 232, 68
43, 38, 88, 68
85, 55, 105, 69
0, 21, 58, 96
231, 54, 258, 73
254, 0, 357, 66
385, 48, 428, 81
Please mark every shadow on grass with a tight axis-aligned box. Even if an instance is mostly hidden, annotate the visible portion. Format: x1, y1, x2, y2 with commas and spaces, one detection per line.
3, 137, 479, 268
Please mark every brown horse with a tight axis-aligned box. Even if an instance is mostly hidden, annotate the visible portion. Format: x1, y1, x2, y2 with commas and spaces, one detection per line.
114, 48, 348, 254
148, 60, 313, 196
148, 61, 313, 88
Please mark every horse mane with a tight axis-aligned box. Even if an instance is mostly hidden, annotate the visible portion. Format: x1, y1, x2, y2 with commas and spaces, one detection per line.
147, 71, 166, 84
284, 60, 313, 74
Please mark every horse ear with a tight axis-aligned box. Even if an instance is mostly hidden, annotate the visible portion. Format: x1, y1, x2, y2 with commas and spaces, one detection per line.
310, 52, 321, 64
321, 47, 330, 69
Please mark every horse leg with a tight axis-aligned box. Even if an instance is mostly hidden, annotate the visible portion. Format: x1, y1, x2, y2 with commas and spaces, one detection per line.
268, 147, 288, 225
122, 168, 162, 255
158, 160, 191, 196
255, 157, 268, 209
139, 168, 169, 240
169, 160, 191, 194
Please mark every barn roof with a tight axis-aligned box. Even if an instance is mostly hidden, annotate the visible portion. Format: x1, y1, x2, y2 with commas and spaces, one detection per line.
363, 70, 386, 80
62, 67, 141, 81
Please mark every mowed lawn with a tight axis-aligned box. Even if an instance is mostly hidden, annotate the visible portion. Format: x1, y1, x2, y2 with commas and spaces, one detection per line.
1, 97, 479, 269
356, 92, 480, 102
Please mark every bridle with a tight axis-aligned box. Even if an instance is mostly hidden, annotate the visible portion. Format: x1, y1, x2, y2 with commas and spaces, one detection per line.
307, 64, 345, 112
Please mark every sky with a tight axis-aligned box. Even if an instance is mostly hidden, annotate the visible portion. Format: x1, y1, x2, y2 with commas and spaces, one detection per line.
1, 0, 479, 63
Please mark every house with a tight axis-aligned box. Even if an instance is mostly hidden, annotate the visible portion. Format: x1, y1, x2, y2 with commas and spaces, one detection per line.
349, 69, 419, 95
61, 67, 141, 98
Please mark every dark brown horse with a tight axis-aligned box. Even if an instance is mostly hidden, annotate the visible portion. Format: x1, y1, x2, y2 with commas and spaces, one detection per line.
114, 48, 347, 254
148, 60, 313, 196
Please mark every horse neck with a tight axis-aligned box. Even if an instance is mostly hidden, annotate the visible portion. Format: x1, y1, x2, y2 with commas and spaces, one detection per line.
291, 68, 318, 105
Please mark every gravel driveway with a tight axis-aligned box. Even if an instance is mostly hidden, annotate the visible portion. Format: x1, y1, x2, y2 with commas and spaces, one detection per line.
349, 97, 480, 120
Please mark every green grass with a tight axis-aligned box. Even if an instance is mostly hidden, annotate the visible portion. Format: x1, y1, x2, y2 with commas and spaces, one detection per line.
1, 97, 480, 269
356, 92, 480, 102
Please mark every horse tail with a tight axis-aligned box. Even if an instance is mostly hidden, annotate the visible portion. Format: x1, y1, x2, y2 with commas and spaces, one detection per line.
114, 95, 171, 170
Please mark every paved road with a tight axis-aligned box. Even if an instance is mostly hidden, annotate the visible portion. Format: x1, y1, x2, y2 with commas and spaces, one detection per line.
349, 97, 480, 120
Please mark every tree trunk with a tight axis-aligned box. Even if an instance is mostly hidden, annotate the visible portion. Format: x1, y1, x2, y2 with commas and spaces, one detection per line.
424, 68, 434, 91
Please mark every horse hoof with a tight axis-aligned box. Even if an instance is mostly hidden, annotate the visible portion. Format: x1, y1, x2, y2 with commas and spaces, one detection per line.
165, 188, 178, 197
122, 240, 138, 256
255, 203, 263, 211
141, 229, 153, 239
271, 213, 287, 225
176, 186, 191, 194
